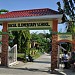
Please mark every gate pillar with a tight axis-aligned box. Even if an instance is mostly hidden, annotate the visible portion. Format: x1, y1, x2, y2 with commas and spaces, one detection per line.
72, 44, 75, 51
51, 20, 58, 71
72, 41, 75, 52
72, 34, 75, 52
1, 22, 8, 66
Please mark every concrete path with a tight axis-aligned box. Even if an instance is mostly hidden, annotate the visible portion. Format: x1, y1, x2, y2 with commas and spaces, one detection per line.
0, 53, 51, 75
0, 53, 75, 75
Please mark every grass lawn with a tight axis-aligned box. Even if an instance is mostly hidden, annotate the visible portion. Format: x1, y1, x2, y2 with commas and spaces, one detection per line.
31, 52, 43, 59
17, 53, 25, 61
17, 52, 43, 62
17, 53, 24, 58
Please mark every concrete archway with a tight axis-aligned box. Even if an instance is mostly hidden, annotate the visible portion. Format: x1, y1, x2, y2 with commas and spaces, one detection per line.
58, 39, 75, 52
0, 8, 63, 71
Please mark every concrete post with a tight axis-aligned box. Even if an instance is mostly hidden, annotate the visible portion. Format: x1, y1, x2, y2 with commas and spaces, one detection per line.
72, 34, 75, 52
51, 20, 58, 71
1, 22, 9, 66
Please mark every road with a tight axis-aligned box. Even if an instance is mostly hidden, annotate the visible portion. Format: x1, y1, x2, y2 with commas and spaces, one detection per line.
0, 53, 51, 75
0, 53, 75, 75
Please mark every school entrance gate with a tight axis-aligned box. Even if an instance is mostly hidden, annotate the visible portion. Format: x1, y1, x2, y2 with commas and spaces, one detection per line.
0, 8, 75, 70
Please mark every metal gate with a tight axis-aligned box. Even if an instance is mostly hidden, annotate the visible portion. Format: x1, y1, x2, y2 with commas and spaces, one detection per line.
8, 44, 17, 66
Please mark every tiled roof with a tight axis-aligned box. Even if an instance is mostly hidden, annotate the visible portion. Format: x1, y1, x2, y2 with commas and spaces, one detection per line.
0, 8, 60, 19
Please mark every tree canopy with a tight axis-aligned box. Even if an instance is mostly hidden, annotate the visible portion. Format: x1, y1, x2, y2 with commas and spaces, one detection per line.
57, 0, 75, 33
0, 9, 9, 14
31, 32, 52, 53
57, 0, 75, 21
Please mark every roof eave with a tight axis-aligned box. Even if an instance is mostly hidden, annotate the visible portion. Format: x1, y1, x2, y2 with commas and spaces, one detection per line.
0, 14, 63, 23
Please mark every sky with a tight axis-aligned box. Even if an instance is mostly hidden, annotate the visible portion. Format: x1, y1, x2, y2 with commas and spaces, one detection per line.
0, 0, 66, 33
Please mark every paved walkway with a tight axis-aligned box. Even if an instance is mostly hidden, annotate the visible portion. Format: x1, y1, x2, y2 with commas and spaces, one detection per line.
0, 53, 75, 75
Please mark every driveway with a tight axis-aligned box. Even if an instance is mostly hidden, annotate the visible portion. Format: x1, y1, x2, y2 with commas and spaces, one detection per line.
0, 53, 75, 75
0, 53, 51, 75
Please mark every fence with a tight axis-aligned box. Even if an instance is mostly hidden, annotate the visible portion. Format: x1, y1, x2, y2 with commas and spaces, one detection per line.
8, 44, 17, 66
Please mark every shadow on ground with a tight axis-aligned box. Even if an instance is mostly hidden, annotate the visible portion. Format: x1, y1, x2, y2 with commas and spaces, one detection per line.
0, 65, 67, 75
33, 60, 50, 64
8, 67, 65, 75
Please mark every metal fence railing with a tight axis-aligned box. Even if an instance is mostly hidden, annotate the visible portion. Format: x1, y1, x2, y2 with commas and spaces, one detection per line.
8, 44, 17, 66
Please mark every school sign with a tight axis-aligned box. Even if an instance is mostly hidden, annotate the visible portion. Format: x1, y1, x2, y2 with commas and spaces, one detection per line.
8, 21, 52, 30
58, 34, 72, 41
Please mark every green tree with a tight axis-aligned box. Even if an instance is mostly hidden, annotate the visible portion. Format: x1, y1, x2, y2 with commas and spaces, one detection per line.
9, 30, 31, 61
31, 32, 52, 53
57, 0, 75, 51
0, 9, 9, 14
18, 30, 31, 54
10, 30, 31, 56
57, 0, 75, 33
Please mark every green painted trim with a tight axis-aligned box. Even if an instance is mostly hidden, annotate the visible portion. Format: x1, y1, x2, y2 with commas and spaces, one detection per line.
0, 41, 2, 44
2, 32, 9, 34
0, 31, 74, 35
0, 32, 2, 35
8, 27, 52, 31
58, 32, 72, 35
0, 32, 10, 35
50, 32, 73, 35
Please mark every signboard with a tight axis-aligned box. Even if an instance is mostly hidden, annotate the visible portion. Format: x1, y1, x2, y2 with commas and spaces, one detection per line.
58, 34, 72, 41
8, 21, 52, 29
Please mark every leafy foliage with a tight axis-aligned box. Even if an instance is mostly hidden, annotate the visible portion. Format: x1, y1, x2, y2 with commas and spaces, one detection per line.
57, 0, 75, 33
57, 0, 75, 51
9, 30, 31, 55
18, 30, 31, 54
0, 9, 9, 14
31, 32, 52, 53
